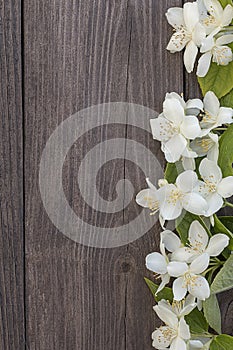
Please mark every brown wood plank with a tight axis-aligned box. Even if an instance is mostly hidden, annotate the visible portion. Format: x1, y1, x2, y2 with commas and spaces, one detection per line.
24, 0, 183, 349
0, 0, 25, 349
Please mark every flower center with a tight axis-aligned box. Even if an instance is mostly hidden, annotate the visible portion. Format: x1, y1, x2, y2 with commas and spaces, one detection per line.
167, 189, 183, 206
205, 179, 217, 193
159, 120, 178, 139
159, 326, 176, 342
201, 111, 216, 124
172, 299, 185, 314
199, 138, 213, 152
144, 196, 159, 215
213, 46, 231, 65
183, 273, 199, 288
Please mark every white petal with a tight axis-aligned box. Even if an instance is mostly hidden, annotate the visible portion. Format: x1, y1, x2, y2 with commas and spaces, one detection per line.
167, 32, 189, 52
146, 177, 157, 191
218, 107, 233, 125
166, 92, 186, 108
180, 303, 196, 317
154, 304, 179, 329
178, 317, 190, 340
184, 41, 198, 73
159, 184, 183, 220
200, 36, 215, 53
197, 52, 212, 77
157, 273, 170, 294
204, 0, 223, 16
190, 253, 209, 274
150, 116, 173, 142
171, 247, 196, 263
167, 262, 189, 277
152, 327, 173, 349
176, 170, 198, 193
146, 252, 167, 274
173, 277, 187, 301
170, 337, 187, 350
217, 176, 233, 198
186, 98, 203, 111
161, 230, 181, 252
166, 7, 185, 29
216, 34, 233, 46
188, 275, 210, 300
163, 98, 185, 125
189, 220, 209, 251
182, 157, 196, 171
206, 234, 229, 256
182, 192, 208, 216
184, 2, 199, 31
136, 189, 158, 209
192, 22, 207, 46
222, 5, 233, 27
163, 134, 187, 163
180, 116, 201, 139
207, 142, 219, 162
203, 91, 220, 118
205, 192, 224, 216
199, 158, 222, 184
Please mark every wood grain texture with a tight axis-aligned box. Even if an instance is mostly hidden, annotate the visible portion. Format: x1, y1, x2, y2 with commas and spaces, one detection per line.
0, 0, 25, 349
24, 0, 183, 349
0, 0, 231, 349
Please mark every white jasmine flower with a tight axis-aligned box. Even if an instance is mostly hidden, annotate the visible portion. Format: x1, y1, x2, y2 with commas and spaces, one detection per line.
136, 178, 160, 214
150, 96, 201, 163
152, 305, 190, 349
198, 0, 233, 36
167, 253, 210, 301
136, 178, 166, 227
145, 233, 173, 294
158, 170, 208, 220
172, 220, 229, 263
190, 132, 219, 162
197, 158, 233, 216
166, 3, 206, 72
154, 295, 197, 320
200, 91, 233, 133
197, 34, 233, 77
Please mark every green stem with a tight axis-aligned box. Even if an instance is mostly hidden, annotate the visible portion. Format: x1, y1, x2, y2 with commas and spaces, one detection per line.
225, 201, 233, 208
214, 127, 227, 131
191, 333, 214, 338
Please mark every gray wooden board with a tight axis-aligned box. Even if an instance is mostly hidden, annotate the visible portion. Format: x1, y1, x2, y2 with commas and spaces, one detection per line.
0, 0, 232, 349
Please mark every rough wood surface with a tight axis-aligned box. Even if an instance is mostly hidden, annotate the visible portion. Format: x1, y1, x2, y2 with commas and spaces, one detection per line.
0, 0, 25, 349
0, 0, 232, 349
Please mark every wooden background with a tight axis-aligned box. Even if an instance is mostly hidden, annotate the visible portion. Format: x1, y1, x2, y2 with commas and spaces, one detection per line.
0, 0, 232, 349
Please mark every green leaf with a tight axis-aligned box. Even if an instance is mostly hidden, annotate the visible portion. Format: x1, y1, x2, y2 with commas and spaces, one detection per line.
218, 0, 233, 7
198, 62, 233, 99
164, 161, 183, 184
144, 278, 173, 302
185, 308, 208, 334
203, 294, 222, 334
219, 216, 233, 232
218, 124, 233, 177
210, 335, 233, 350
213, 215, 233, 252
176, 211, 211, 244
211, 254, 233, 294
220, 89, 233, 108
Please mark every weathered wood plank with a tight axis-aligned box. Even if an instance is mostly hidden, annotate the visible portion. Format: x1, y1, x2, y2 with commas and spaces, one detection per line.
0, 0, 24, 349
24, 0, 182, 349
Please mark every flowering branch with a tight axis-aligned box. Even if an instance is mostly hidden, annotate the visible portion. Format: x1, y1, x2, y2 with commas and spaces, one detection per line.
136, 1, 233, 349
